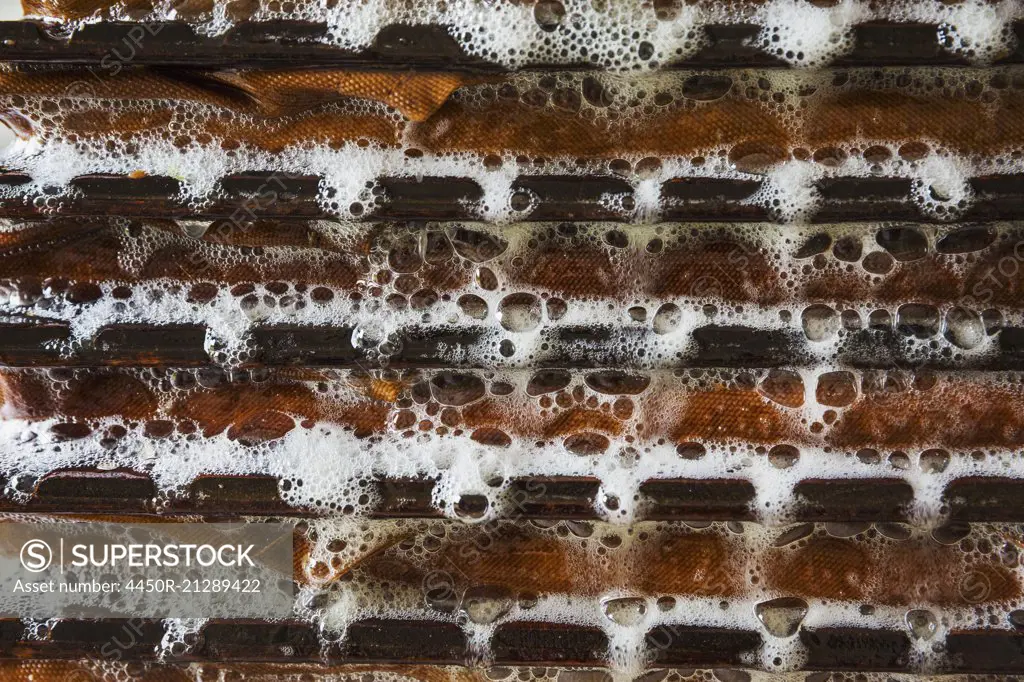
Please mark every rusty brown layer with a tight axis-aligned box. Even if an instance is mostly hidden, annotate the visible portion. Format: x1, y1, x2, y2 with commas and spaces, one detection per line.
503, 240, 783, 303
665, 387, 794, 444
0, 68, 469, 151
411, 96, 789, 158
0, 369, 395, 442
411, 83, 1024, 158
0, 224, 783, 303
2, 369, 789, 447
0, 219, 370, 288
307, 522, 1019, 607
57, 101, 400, 153
0, 660, 191, 682
3, 224, 783, 304
0, 68, 467, 120
166, 379, 391, 441
8, 368, 1024, 448
805, 257, 966, 305
827, 379, 1024, 449
20, 0, 127, 19
805, 90, 1024, 155
206, 70, 469, 122
765, 535, 1021, 606
353, 525, 743, 597
965, 239, 1024, 307
0, 517, 1016, 609
504, 226, 1022, 306
7, 221, 1024, 307
8, 368, 1024, 449
4, 68, 1024, 159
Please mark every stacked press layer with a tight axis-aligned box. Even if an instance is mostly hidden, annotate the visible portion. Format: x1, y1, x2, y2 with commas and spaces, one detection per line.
0, 68, 1021, 221
14, 0, 1024, 68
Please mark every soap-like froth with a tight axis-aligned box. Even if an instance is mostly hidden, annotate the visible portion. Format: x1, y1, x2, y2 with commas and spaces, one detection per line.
2, 3, 1024, 674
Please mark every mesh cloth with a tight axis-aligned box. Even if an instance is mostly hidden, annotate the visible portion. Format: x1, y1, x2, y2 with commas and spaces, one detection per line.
5, 368, 1024, 450
0, 68, 469, 151
2, 67, 1022, 157
767, 536, 1021, 605
3, 221, 1022, 305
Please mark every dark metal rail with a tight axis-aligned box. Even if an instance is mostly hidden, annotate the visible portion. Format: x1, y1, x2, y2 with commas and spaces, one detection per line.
1, 20, 1022, 70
